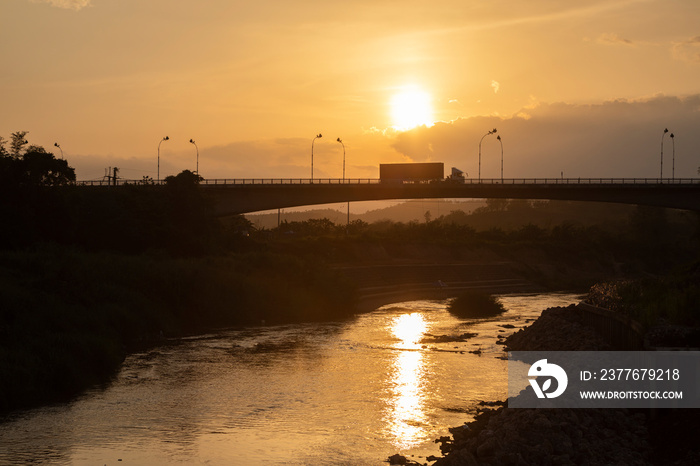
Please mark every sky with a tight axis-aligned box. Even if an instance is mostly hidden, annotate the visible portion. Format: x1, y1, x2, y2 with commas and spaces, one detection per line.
3, 0, 700, 181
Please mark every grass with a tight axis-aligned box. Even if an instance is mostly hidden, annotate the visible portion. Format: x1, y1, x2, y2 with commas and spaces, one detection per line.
586, 263, 700, 328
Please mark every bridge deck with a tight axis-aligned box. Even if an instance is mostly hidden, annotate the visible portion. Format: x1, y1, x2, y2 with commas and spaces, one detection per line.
75, 178, 700, 214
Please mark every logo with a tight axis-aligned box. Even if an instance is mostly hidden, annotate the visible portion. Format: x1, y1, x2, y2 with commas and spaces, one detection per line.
528, 359, 568, 399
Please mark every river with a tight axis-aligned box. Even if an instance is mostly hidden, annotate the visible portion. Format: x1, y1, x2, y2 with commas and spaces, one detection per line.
0, 293, 582, 465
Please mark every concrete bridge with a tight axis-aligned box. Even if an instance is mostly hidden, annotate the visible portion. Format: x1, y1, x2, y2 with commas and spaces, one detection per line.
196, 178, 700, 215
78, 177, 700, 214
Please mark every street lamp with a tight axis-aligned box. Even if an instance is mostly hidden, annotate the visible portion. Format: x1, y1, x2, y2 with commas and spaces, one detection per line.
158, 136, 169, 182
660, 128, 668, 181
670, 133, 675, 181
311, 133, 322, 182
336, 138, 345, 181
478, 128, 497, 181
189, 139, 199, 176
496, 135, 504, 182
54, 142, 63, 159
337, 137, 348, 225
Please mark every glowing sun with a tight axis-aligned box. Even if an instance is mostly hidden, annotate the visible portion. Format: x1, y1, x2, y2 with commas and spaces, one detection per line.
390, 88, 434, 130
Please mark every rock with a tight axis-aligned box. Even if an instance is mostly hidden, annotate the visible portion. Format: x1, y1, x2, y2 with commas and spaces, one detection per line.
434, 448, 478, 466
476, 436, 497, 458
387, 453, 407, 465
432, 304, 660, 466
504, 305, 612, 351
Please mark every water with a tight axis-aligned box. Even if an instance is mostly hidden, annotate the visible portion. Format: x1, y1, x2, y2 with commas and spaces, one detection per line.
0, 293, 582, 465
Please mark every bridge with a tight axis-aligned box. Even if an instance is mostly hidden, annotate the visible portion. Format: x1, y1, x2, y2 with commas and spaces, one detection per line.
78, 178, 700, 215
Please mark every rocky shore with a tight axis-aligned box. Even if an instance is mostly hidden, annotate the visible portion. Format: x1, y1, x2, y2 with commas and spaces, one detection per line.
504, 304, 612, 351
389, 304, 699, 466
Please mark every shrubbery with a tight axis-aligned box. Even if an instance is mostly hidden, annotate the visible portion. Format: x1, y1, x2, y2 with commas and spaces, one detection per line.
587, 265, 700, 327
447, 291, 506, 318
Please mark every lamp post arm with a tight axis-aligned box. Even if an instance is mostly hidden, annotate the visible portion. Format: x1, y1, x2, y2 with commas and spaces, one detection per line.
477, 128, 497, 181
158, 136, 169, 182
311, 133, 322, 182
660, 128, 668, 181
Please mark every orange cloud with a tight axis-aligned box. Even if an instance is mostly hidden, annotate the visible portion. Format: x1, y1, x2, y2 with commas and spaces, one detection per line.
31, 0, 92, 10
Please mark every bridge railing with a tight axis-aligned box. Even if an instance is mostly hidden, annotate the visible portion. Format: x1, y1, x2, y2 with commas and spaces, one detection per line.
461, 177, 700, 185
75, 177, 700, 187
200, 178, 382, 186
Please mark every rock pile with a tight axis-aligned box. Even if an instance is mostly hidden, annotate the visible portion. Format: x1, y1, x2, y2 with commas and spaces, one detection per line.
430, 304, 651, 465
433, 406, 649, 466
504, 305, 612, 351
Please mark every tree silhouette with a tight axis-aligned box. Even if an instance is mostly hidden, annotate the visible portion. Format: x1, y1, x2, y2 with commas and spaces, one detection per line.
0, 133, 75, 186
10, 131, 29, 158
164, 169, 203, 189
20, 146, 75, 186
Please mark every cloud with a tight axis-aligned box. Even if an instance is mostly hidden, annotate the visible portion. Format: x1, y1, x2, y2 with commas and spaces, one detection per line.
491, 80, 500, 94
31, 0, 92, 11
389, 94, 700, 179
597, 33, 635, 46
68, 94, 700, 183
672, 36, 700, 63
410, 0, 653, 39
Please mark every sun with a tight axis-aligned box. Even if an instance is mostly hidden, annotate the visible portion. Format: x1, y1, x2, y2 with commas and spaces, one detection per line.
390, 87, 434, 130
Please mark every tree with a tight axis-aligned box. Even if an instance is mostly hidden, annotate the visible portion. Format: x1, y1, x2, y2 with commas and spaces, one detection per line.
0, 136, 8, 157
10, 131, 29, 158
20, 146, 76, 186
485, 198, 509, 212
164, 169, 203, 189
0, 134, 76, 186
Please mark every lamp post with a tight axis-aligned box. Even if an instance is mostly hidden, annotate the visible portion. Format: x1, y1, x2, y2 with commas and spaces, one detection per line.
54, 142, 63, 159
311, 133, 322, 182
478, 128, 497, 181
189, 139, 199, 176
660, 128, 668, 181
336, 138, 345, 181
337, 137, 348, 225
670, 133, 675, 181
157, 136, 169, 182
496, 135, 503, 182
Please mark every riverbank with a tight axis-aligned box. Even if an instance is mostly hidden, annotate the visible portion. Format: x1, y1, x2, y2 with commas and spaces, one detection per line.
422, 304, 700, 466
342, 260, 547, 313
0, 246, 357, 416
0, 244, 556, 417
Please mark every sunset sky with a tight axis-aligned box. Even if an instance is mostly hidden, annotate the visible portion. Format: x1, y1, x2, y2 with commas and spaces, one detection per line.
3, 0, 700, 181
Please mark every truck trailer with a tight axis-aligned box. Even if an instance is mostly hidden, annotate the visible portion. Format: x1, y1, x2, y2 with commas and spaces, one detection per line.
379, 162, 444, 183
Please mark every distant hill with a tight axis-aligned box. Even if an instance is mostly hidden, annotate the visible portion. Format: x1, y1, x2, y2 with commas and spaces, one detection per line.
245, 199, 487, 229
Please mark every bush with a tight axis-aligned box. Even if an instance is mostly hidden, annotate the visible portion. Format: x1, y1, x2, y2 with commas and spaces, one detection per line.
447, 291, 505, 318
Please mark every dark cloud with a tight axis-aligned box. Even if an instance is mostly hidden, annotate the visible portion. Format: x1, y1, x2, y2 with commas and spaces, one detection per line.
71, 95, 700, 182
391, 95, 700, 179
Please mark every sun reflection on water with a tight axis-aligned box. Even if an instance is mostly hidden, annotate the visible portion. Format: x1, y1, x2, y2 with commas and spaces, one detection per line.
387, 312, 430, 450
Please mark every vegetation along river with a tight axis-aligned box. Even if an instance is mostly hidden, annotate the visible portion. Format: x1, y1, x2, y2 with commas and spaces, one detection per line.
0, 293, 582, 465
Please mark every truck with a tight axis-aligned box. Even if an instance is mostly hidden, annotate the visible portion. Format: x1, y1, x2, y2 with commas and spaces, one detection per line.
379, 162, 444, 183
